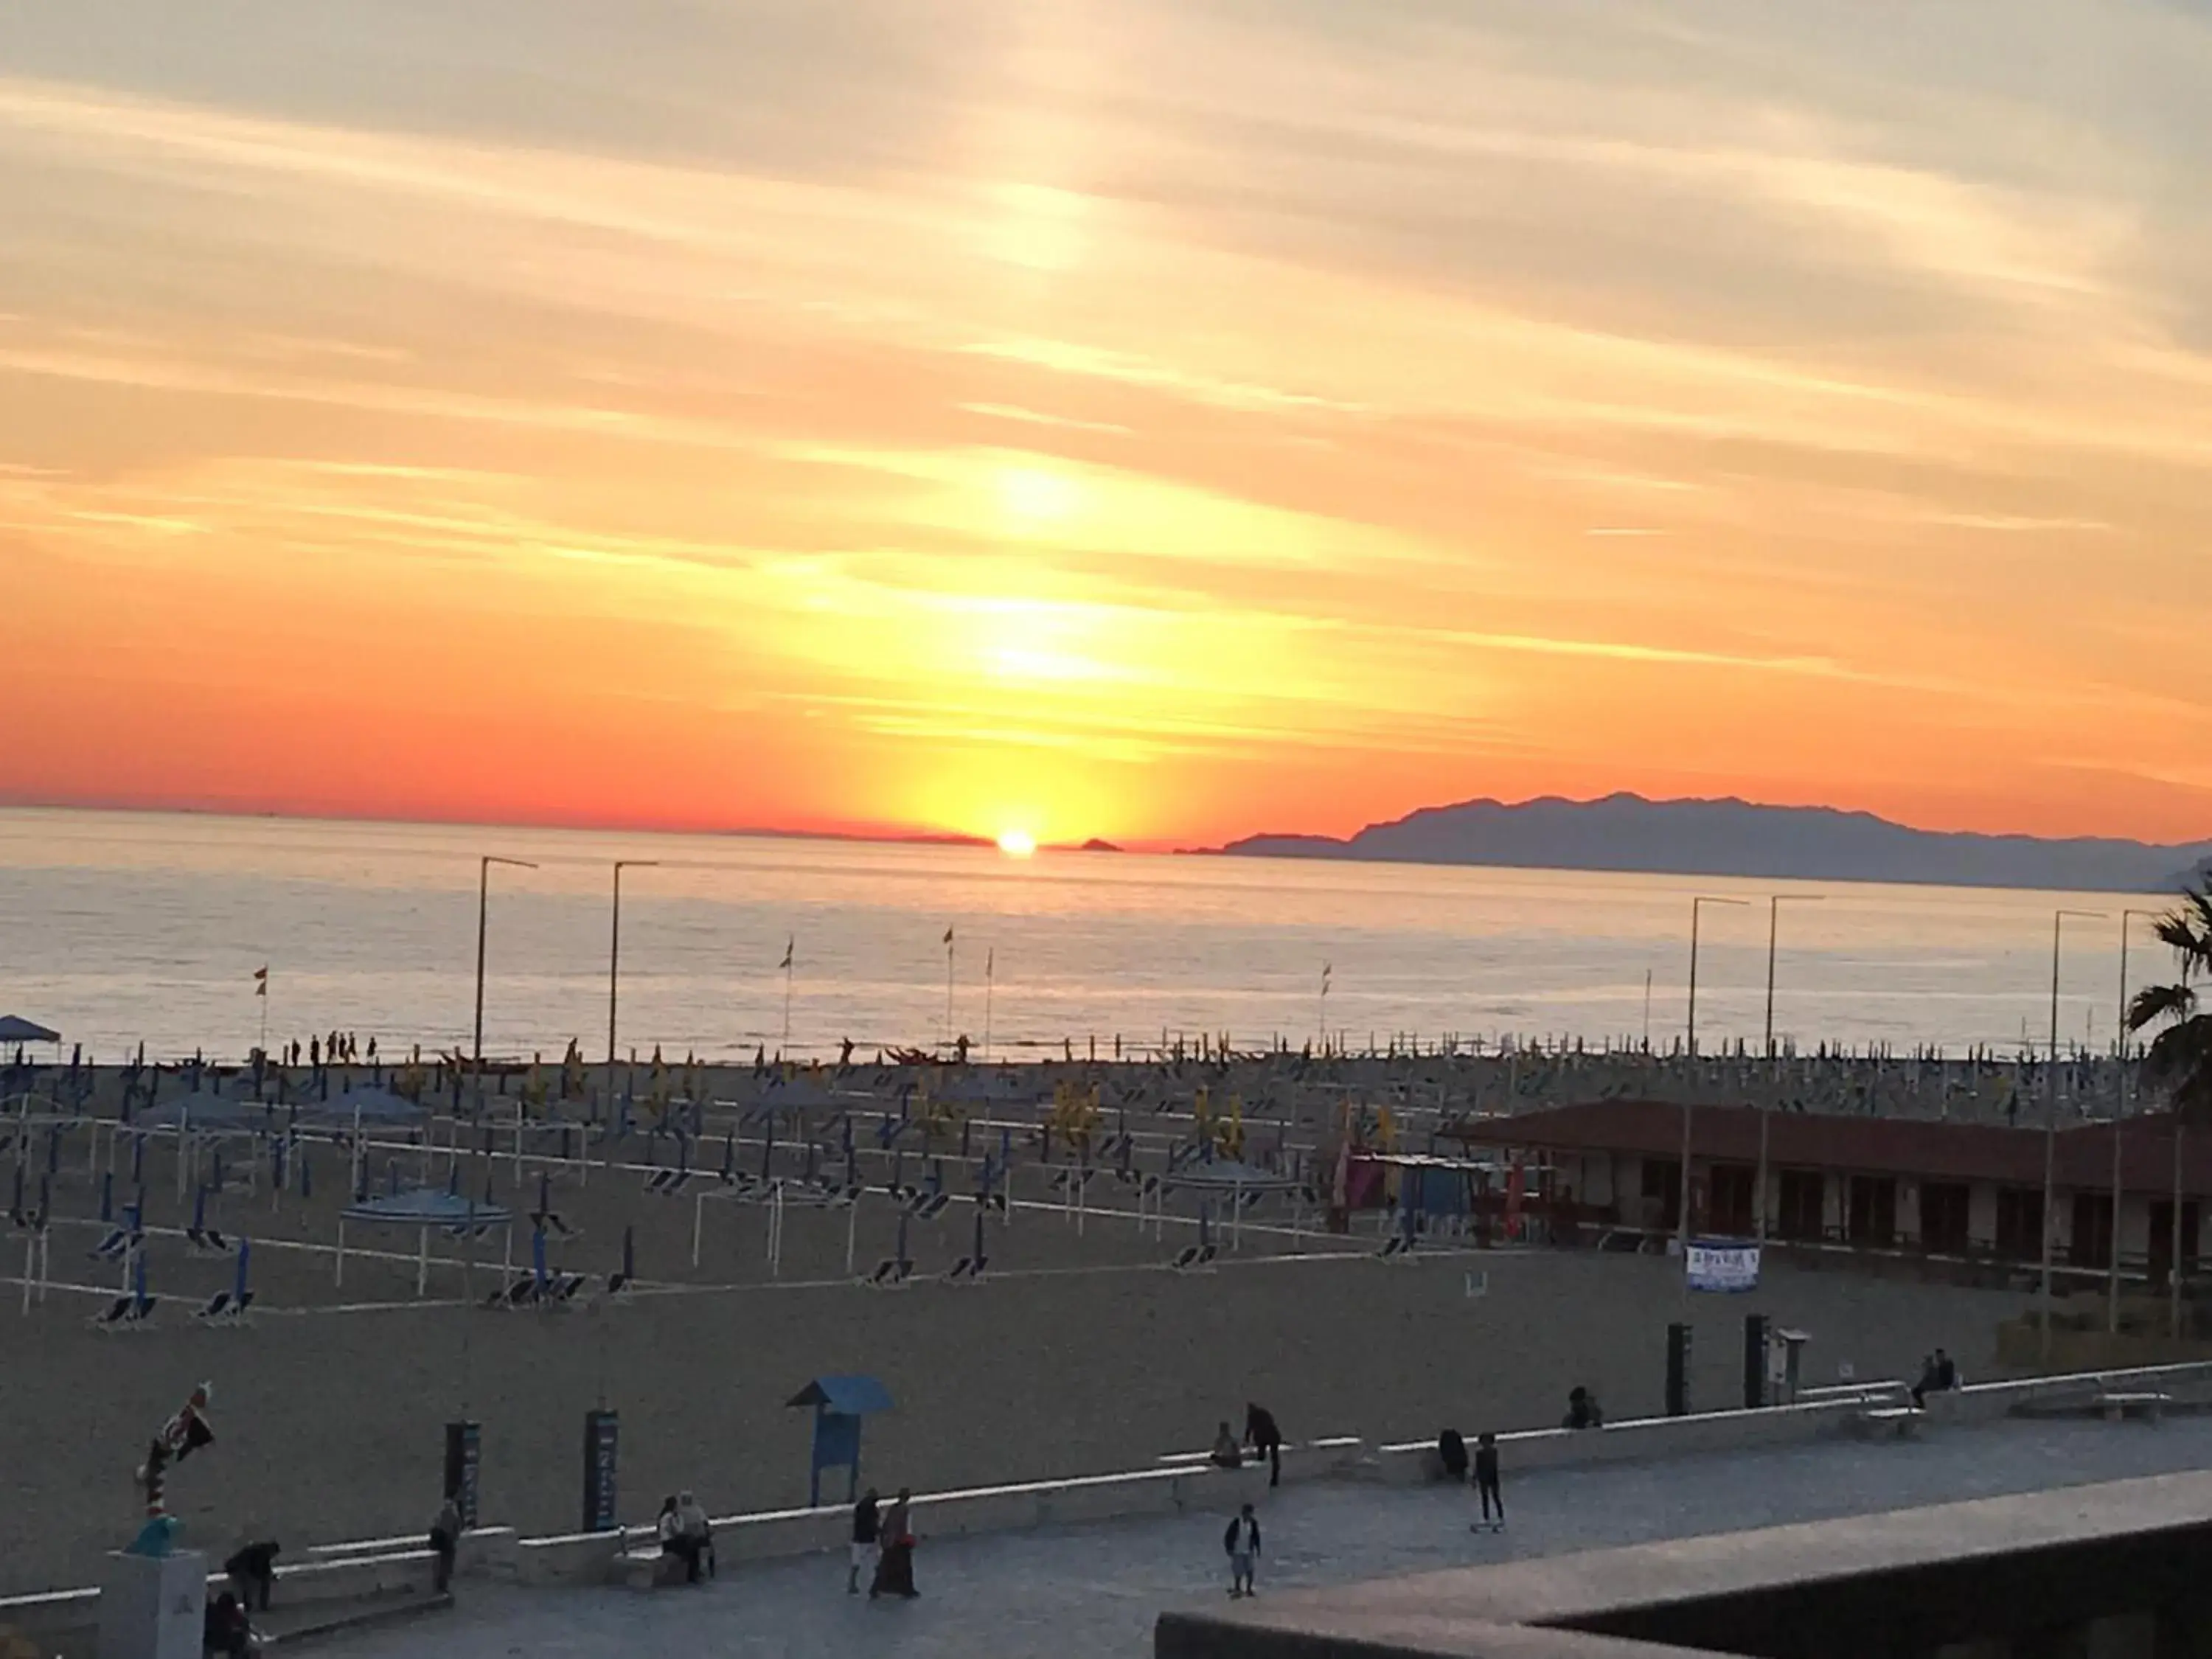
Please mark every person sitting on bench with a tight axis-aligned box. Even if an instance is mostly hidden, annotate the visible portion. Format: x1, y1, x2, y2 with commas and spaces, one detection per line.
656, 1495, 704, 1583
1564, 1386, 1604, 1430
428, 1497, 460, 1593
1209, 1422, 1244, 1469
675, 1490, 714, 1579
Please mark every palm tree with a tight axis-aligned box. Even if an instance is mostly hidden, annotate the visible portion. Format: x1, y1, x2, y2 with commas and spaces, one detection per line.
2127, 883, 2212, 1122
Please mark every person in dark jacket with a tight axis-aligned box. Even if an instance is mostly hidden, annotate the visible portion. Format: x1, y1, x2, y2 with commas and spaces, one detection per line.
1437, 1428, 1469, 1483
872, 1489, 917, 1599
222, 1540, 279, 1613
427, 1498, 460, 1593
1471, 1433, 1504, 1530
1564, 1387, 1604, 1430
848, 1489, 880, 1595
1244, 1403, 1283, 1487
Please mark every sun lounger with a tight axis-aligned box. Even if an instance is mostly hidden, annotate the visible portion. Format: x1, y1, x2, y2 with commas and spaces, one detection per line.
1377, 1234, 1414, 1259
864, 1257, 914, 1288
1169, 1243, 1219, 1272
196, 1291, 232, 1322
93, 1294, 156, 1330
943, 1255, 987, 1283
605, 1270, 632, 1297
88, 1227, 136, 1261
911, 1192, 951, 1222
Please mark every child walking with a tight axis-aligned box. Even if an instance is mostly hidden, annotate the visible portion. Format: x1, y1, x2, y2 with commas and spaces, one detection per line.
1224, 1503, 1262, 1597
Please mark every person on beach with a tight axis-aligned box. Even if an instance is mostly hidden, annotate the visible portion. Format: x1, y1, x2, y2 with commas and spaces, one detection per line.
1209, 1422, 1244, 1470
1471, 1433, 1504, 1530
428, 1497, 459, 1593
1245, 1402, 1284, 1487
675, 1491, 714, 1579
655, 1495, 701, 1582
222, 1539, 279, 1613
203, 1590, 257, 1658
1564, 1387, 1603, 1430
1437, 1427, 1469, 1483
848, 1488, 880, 1595
1224, 1503, 1262, 1598
871, 1489, 917, 1599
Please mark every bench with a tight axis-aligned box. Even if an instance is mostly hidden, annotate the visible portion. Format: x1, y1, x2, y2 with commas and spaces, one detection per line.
1850, 1406, 1922, 1441
614, 1548, 687, 1590
2098, 1391, 2170, 1423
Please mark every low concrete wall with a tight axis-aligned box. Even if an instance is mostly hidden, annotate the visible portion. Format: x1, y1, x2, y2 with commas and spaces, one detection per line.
510, 1454, 1330, 1585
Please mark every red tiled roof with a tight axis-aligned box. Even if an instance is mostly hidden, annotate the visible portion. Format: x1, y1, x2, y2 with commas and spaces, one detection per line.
1443, 1099, 2212, 1197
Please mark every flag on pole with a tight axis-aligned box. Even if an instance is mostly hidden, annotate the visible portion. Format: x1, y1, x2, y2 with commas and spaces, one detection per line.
1321, 964, 1331, 991
253, 967, 268, 998
986, 948, 994, 977
780, 937, 794, 970
944, 927, 955, 947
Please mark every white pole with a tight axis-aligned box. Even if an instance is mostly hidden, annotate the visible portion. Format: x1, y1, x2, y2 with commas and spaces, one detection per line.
692, 1190, 706, 1268
19, 1234, 31, 1315
334, 1219, 345, 1287
417, 1225, 429, 1298
846, 1192, 860, 1276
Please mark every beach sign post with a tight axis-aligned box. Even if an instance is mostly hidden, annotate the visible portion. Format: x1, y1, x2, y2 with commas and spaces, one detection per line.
787, 1374, 892, 1507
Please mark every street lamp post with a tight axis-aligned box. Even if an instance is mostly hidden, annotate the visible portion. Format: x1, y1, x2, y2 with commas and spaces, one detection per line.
473, 856, 538, 1113
2111, 910, 2154, 1334
2043, 908, 2106, 1364
1683, 895, 1750, 1256
608, 860, 661, 1102
1757, 894, 1824, 1243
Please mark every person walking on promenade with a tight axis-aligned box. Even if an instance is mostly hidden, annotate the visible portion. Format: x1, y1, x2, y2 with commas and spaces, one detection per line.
1224, 1503, 1262, 1598
848, 1489, 880, 1595
872, 1489, 917, 1599
428, 1497, 459, 1593
1470, 1433, 1505, 1531
1245, 1402, 1284, 1488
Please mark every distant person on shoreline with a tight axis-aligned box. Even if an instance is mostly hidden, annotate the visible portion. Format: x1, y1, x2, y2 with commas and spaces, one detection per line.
675, 1491, 713, 1579
1564, 1387, 1604, 1430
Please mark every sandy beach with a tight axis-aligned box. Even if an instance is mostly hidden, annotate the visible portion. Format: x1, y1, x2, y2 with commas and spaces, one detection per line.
0, 1055, 2034, 1596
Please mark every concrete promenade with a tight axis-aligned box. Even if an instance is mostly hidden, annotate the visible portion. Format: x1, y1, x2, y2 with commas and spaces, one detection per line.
305, 1414, 2212, 1659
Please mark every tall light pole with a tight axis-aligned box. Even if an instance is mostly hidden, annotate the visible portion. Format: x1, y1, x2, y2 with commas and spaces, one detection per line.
2112, 910, 2154, 1333
1756, 894, 1824, 1242
473, 856, 538, 1113
2042, 907, 2106, 1364
1683, 895, 1750, 1255
609, 860, 661, 1093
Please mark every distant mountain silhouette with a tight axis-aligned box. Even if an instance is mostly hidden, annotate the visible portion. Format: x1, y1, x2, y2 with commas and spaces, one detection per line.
1204, 793, 2212, 894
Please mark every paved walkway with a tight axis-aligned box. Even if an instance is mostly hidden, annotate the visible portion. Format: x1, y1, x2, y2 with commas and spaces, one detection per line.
318, 1416, 2212, 1659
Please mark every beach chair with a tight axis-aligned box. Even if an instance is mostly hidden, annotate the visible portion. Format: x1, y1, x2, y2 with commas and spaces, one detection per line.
605, 1270, 632, 1298
886, 1182, 918, 1208
978, 1192, 1008, 1215
530, 1208, 577, 1238
911, 1192, 951, 1222
185, 1226, 229, 1256
827, 1184, 862, 1208
1169, 1243, 1218, 1272
196, 1290, 233, 1323
1377, 1234, 1414, 1259
942, 1254, 987, 1283
92, 1294, 136, 1329
88, 1226, 136, 1262
863, 1256, 914, 1288
552, 1273, 587, 1304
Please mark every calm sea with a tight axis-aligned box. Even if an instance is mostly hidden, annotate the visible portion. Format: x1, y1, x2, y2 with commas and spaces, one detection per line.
0, 807, 2162, 1062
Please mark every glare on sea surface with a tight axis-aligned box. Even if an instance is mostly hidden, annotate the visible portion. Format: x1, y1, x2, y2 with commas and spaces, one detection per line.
996, 828, 1037, 858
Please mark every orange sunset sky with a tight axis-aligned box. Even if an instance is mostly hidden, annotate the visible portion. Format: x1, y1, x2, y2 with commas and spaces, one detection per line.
3, 1, 2210, 851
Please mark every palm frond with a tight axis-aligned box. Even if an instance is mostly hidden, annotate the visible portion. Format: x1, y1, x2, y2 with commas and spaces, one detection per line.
2129, 982, 2198, 1033
2140, 1014, 2212, 1127
2151, 883, 2212, 978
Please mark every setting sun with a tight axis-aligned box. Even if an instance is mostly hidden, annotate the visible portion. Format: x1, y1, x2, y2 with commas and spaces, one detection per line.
996, 828, 1037, 858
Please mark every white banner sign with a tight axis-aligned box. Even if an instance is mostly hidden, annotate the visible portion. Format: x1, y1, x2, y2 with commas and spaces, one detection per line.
1686, 1240, 1761, 1293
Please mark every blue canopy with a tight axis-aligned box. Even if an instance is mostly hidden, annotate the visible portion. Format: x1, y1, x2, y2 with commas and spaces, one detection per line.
0, 1016, 60, 1044
342, 1186, 512, 1228
786, 1374, 893, 1416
